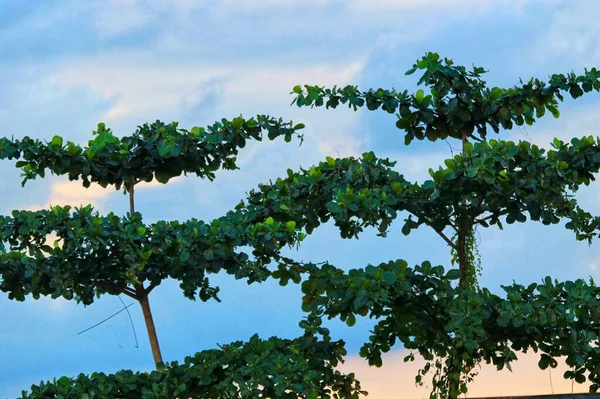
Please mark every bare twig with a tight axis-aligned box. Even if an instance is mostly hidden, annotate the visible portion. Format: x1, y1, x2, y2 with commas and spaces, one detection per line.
78, 302, 135, 335
117, 295, 139, 348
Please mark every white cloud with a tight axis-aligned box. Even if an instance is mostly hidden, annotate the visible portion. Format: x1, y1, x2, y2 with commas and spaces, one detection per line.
40, 296, 70, 312
538, 0, 600, 65
53, 56, 223, 123
217, 0, 330, 9
23, 180, 112, 212
91, 0, 154, 38
52, 54, 366, 164
53, 55, 362, 121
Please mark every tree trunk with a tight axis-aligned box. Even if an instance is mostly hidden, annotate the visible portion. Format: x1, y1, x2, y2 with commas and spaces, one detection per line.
128, 183, 164, 368
447, 368, 461, 399
457, 229, 469, 289
458, 130, 472, 290
137, 286, 164, 367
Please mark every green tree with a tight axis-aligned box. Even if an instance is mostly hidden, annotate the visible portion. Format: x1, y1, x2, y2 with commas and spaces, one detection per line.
8, 53, 600, 399
255, 53, 600, 398
0, 117, 364, 398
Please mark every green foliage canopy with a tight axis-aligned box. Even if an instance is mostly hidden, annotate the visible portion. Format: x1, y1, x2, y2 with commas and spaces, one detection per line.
0, 115, 304, 188
21, 329, 365, 399
292, 51, 600, 144
8, 52, 600, 398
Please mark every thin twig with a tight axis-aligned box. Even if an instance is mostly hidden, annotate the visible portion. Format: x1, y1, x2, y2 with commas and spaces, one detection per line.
435, 228, 456, 249
77, 303, 135, 335
117, 295, 139, 348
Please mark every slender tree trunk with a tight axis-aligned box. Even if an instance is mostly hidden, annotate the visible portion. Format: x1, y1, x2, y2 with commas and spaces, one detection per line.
447, 363, 462, 399
457, 230, 469, 289
129, 184, 164, 368
137, 284, 164, 366
451, 229, 468, 399
458, 131, 473, 290
445, 130, 472, 396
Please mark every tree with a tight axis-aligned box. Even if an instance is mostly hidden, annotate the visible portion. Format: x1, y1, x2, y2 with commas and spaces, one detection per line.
8, 52, 600, 399
247, 53, 600, 398
0, 117, 364, 398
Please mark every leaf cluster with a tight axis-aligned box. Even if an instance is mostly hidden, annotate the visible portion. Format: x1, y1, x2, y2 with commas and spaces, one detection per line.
298, 260, 600, 397
20, 330, 364, 399
0, 203, 304, 304
292, 52, 600, 144
0, 115, 304, 188
240, 136, 600, 254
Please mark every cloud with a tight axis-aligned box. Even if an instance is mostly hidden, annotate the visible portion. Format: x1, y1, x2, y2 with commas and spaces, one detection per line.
517, 102, 600, 148
23, 180, 112, 212
385, 150, 452, 182
52, 55, 363, 121
3, 1, 600, 398
91, 0, 155, 38
348, 0, 527, 12
537, 0, 600, 65
51, 53, 367, 174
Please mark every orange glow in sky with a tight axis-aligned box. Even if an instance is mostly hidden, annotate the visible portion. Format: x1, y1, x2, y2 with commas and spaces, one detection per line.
338, 350, 586, 398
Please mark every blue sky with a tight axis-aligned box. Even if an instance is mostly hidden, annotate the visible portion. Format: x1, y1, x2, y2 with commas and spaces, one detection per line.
2, 1, 600, 397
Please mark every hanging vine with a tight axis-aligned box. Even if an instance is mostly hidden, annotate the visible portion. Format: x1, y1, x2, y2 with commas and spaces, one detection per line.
450, 227, 483, 288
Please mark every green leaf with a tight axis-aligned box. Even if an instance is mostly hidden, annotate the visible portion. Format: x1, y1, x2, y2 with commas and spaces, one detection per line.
158, 141, 170, 157
154, 170, 170, 184
345, 313, 356, 327
232, 116, 245, 129
415, 89, 425, 102
50, 136, 63, 148
445, 269, 461, 280
462, 141, 474, 155
383, 271, 397, 285
405, 66, 417, 75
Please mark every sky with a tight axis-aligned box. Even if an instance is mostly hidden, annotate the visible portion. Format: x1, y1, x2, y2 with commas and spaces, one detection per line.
2, 0, 600, 398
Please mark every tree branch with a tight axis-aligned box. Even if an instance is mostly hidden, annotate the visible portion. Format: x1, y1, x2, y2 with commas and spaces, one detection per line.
97, 282, 138, 300
406, 209, 457, 248
146, 281, 159, 295
435, 228, 457, 249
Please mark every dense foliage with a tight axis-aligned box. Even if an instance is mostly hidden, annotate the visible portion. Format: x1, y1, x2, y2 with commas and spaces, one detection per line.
279, 53, 600, 398
292, 52, 600, 144
21, 328, 364, 399
0, 114, 360, 398
6, 52, 600, 398
0, 115, 304, 188
0, 204, 302, 304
